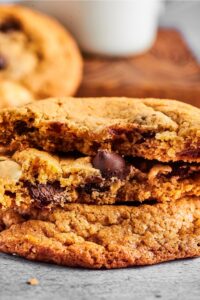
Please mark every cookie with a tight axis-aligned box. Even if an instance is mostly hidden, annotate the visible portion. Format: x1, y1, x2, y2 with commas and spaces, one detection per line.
0, 148, 199, 212
0, 208, 23, 232
0, 97, 199, 162
0, 198, 200, 268
0, 5, 82, 99
0, 80, 33, 109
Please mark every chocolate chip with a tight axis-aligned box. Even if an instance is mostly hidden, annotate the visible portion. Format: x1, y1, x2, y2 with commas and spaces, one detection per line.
116, 198, 158, 206
26, 182, 65, 206
14, 121, 35, 135
109, 128, 132, 136
142, 132, 156, 139
178, 148, 200, 159
0, 18, 22, 33
165, 162, 200, 179
167, 165, 189, 179
49, 123, 63, 134
135, 132, 156, 145
109, 128, 134, 142
77, 182, 109, 195
126, 156, 155, 173
77, 176, 108, 195
0, 55, 7, 70
91, 142, 101, 153
92, 150, 128, 179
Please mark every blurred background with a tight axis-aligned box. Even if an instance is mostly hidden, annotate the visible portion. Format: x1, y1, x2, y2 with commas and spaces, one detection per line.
1, 0, 200, 107
21, 1, 200, 60
22, 0, 200, 106
161, 1, 200, 60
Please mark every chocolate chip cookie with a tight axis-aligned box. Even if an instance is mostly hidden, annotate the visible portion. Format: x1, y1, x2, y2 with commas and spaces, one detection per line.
0, 148, 199, 212
0, 97, 199, 162
0, 96, 199, 269
1, 198, 200, 268
0, 80, 33, 109
0, 5, 82, 99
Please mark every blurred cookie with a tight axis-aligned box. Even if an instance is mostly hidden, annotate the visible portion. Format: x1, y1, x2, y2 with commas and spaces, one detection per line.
0, 80, 33, 109
0, 5, 82, 99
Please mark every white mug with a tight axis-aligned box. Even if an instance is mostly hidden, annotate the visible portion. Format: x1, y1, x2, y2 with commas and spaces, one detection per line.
23, 0, 163, 56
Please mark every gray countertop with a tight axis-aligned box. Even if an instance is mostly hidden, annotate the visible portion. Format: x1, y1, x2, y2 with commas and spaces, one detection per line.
1, 2, 200, 300
1, 253, 200, 300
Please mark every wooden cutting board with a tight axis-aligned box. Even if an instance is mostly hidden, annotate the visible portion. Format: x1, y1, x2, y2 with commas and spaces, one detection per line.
77, 29, 200, 107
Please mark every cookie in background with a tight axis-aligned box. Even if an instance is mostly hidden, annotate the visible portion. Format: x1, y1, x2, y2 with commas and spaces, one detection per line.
0, 80, 33, 109
0, 4, 83, 109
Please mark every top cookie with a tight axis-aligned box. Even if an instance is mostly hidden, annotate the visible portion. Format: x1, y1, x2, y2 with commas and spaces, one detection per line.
0, 97, 199, 162
0, 5, 82, 99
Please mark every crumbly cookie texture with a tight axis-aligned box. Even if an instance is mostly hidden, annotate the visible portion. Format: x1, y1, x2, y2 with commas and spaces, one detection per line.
0, 148, 199, 212
0, 199, 200, 269
0, 5, 82, 98
0, 80, 33, 109
0, 208, 24, 231
0, 97, 199, 162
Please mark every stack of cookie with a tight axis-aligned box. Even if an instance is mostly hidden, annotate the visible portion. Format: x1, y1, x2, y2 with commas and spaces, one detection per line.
0, 97, 200, 269
0, 5, 82, 108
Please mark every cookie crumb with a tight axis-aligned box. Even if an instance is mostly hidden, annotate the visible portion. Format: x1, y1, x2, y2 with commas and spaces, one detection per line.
27, 278, 39, 285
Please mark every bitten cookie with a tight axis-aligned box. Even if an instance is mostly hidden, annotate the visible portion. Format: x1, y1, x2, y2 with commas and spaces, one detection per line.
0, 5, 82, 99
0, 148, 200, 212
0, 199, 200, 269
0, 97, 199, 162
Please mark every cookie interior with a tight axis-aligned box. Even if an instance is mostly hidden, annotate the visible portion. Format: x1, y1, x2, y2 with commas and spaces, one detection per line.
0, 97, 199, 162
0, 148, 199, 213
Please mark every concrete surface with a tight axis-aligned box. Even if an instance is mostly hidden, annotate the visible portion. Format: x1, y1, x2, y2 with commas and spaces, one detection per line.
1, 253, 200, 300
1, 2, 200, 300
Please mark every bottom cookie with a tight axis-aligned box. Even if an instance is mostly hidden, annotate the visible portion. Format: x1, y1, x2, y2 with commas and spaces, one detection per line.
0, 199, 200, 269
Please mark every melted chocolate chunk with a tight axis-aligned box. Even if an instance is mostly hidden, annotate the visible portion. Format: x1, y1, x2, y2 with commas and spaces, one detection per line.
135, 132, 156, 145
49, 123, 63, 134
0, 18, 22, 33
109, 127, 155, 145
77, 176, 109, 194
26, 182, 65, 206
168, 165, 189, 178
77, 182, 109, 195
109, 128, 133, 136
166, 163, 200, 179
92, 150, 128, 179
116, 199, 158, 206
178, 148, 200, 159
126, 156, 155, 173
127, 157, 200, 179
142, 132, 156, 139
14, 121, 35, 135
0, 55, 7, 70
91, 142, 101, 153
109, 128, 134, 143
5, 190, 16, 198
